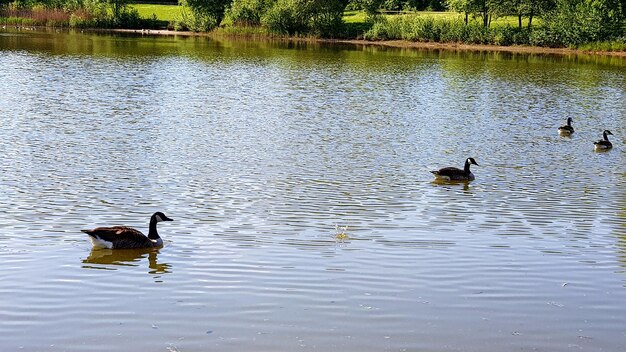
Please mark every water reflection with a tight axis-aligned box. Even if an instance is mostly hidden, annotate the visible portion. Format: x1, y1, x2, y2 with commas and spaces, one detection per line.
82, 248, 171, 275
1, 30, 625, 352
431, 179, 472, 191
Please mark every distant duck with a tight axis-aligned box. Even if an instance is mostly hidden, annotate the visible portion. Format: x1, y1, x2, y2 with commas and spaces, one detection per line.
431, 157, 479, 181
593, 130, 613, 151
82, 212, 173, 249
558, 118, 574, 135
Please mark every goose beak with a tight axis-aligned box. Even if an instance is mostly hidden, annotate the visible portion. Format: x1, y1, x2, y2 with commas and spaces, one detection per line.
164, 216, 173, 222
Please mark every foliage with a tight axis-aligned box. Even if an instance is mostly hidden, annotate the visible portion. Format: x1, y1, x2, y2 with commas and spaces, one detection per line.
180, 0, 231, 31
2, 0, 625, 49
348, 0, 447, 12
261, 0, 348, 36
447, 0, 555, 28
261, 0, 309, 34
363, 13, 533, 44
534, 0, 625, 46
352, 0, 385, 16
225, 0, 274, 25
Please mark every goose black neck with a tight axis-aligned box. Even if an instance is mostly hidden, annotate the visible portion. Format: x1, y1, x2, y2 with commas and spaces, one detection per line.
603, 131, 610, 141
148, 217, 160, 239
464, 160, 471, 173
567, 118, 572, 126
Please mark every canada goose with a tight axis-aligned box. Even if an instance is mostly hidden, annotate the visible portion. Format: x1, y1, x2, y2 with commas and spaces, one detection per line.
431, 158, 479, 181
82, 212, 173, 249
558, 118, 574, 135
593, 130, 613, 151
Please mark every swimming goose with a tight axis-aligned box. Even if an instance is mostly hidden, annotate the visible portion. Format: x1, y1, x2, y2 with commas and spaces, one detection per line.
593, 130, 613, 151
82, 212, 173, 249
431, 157, 479, 181
558, 118, 574, 135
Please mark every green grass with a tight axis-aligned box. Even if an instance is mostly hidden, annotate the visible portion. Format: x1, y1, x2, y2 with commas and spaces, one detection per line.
130, 4, 181, 22
343, 10, 367, 24
577, 39, 626, 52
127, 7, 534, 29
382, 11, 537, 28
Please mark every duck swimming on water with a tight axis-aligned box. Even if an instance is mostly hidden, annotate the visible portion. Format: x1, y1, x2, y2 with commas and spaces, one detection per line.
431, 158, 479, 182
82, 212, 173, 249
593, 130, 613, 151
558, 118, 574, 135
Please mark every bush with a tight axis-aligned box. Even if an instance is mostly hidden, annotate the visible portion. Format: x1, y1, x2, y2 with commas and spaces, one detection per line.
179, 0, 220, 31
363, 15, 533, 46
537, 0, 625, 47
493, 25, 529, 46
115, 7, 141, 28
260, 0, 347, 37
528, 26, 564, 47
261, 0, 309, 35
226, 0, 274, 26
69, 12, 94, 27
307, 0, 347, 37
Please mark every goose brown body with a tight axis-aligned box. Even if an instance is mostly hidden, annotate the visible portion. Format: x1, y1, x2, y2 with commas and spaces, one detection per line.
431, 158, 479, 182
82, 212, 172, 249
593, 130, 613, 151
558, 118, 574, 135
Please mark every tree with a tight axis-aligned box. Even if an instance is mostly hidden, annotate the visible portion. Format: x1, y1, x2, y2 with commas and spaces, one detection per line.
262, 0, 349, 36
182, 0, 233, 30
501, 0, 554, 29
541, 0, 625, 43
226, 0, 275, 26
352, 0, 385, 17
447, 0, 487, 25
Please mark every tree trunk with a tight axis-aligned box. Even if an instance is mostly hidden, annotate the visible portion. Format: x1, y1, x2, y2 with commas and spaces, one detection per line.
518, 14, 522, 29
528, 0, 536, 29
482, 0, 489, 28
464, 12, 468, 25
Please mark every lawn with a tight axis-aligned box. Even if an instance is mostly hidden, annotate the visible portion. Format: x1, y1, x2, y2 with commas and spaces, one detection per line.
129, 5, 537, 29
131, 4, 182, 22
344, 10, 535, 28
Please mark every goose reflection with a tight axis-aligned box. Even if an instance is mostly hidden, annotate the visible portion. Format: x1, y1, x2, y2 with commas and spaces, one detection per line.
82, 248, 171, 275
431, 178, 472, 192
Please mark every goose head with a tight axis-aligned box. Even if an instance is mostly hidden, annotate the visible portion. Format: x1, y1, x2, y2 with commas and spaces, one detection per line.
152, 212, 173, 223
603, 130, 613, 139
467, 158, 479, 166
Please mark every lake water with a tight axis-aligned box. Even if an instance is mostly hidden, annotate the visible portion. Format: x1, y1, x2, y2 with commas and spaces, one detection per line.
1, 28, 625, 352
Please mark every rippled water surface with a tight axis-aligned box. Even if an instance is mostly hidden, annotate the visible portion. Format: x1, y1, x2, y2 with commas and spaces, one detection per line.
1, 29, 625, 352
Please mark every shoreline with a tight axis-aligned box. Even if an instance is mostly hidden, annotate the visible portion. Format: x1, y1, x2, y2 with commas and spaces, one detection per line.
110, 28, 626, 58
5, 26, 625, 58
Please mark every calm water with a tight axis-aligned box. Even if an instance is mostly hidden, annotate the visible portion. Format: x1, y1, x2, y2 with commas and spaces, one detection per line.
1, 28, 625, 352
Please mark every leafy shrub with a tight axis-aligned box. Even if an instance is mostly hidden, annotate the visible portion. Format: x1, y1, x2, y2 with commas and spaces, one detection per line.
260, 0, 347, 37
261, 0, 309, 35
528, 26, 564, 47
115, 7, 141, 28
180, 0, 230, 31
226, 0, 274, 26
179, 0, 220, 31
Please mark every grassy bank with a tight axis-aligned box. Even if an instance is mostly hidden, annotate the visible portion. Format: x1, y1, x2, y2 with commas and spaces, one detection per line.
131, 4, 180, 22
2, 4, 625, 52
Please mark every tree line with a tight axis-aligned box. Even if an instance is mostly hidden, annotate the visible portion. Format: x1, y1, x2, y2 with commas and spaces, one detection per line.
1, 0, 625, 48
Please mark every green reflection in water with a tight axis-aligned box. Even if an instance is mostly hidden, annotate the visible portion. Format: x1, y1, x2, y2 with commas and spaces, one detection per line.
1, 28, 625, 70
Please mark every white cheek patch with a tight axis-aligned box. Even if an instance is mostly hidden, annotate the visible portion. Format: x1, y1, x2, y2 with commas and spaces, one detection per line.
155, 214, 163, 222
